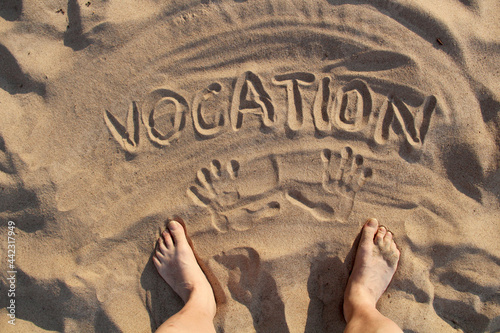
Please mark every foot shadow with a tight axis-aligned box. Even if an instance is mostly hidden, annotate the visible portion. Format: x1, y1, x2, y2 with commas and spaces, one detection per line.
304, 253, 349, 332
305, 229, 361, 332
215, 247, 290, 333
141, 252, 183, 332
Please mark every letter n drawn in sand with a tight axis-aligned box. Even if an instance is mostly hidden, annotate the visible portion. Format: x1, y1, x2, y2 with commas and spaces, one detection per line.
285, 147, 372, 223
231, 71, 275, 131
103, 101, 140, 154
374, 94, 437, 147
187, 159, 280, 232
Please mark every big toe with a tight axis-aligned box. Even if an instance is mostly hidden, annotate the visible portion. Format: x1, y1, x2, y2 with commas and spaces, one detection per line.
360, 218, 379, 246
168, 220, 188, 246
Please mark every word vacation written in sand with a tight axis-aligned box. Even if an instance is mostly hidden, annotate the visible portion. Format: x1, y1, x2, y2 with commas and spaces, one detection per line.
104, 71, 437, 154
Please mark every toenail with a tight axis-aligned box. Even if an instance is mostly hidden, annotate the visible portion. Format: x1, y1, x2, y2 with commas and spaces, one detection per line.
168, 220, 179, 230
366, 218, 378, 227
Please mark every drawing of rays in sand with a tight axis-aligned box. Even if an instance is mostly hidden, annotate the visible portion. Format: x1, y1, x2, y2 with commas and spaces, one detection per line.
137, 0, 460, 83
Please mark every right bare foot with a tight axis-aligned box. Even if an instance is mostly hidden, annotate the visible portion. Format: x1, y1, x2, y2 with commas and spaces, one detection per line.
343, 218, 400, 322
153, 220, 216, 319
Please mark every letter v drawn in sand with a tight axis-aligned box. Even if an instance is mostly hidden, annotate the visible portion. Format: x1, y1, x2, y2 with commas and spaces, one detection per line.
187, 159, 280, 232
103, 101, 140, 154
285, 147, 372, 222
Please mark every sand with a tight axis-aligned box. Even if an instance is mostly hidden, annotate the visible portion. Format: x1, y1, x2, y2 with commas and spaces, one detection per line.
0, 0, 499, 332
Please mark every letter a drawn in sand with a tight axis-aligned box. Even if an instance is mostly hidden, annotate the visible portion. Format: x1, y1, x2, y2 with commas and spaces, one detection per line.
231, 71, 275, 131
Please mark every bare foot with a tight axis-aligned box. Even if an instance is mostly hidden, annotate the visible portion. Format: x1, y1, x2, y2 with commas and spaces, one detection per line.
344, 218, 400, 322
153, 220, 216, 318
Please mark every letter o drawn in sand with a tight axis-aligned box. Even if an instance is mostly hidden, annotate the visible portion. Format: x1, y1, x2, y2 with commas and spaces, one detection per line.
142, 89, 188, 146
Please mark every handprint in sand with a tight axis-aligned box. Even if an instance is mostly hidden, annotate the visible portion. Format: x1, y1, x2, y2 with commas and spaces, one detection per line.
285, 147, 372, 222
187, 159, 280, 232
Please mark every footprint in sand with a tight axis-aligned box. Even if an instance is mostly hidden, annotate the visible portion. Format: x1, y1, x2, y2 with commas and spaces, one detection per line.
214, 247, 289, 333
285, 146, 372, 222
187, 159, 280, 232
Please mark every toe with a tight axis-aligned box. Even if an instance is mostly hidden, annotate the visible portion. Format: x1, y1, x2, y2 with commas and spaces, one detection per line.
163, 230, 174, 249
155, 249, 164, 260
375, 226, 386, 246
360, 218, 379, 246
390, 241, 399, 254
153, 255, 161, 268
382, 231, 394, 251
158, 236, 168, 255
168, 220, 187, 246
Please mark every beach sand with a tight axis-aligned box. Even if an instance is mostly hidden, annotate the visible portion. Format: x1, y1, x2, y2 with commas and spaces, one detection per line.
0, 0, 499, 332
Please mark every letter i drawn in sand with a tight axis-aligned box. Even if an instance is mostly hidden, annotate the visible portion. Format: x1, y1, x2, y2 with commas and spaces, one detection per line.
187, 159, 280, 232
285, 147, 373, 222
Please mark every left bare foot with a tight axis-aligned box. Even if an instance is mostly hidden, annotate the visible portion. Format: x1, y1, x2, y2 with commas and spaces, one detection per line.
153, 220, 216, 318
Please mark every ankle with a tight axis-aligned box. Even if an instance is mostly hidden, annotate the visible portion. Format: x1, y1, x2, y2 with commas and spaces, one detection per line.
345, 281, 377, 306
185, 287, 217, 319
344, 304, 403, 333
344, 297, 377, 321
344, 283, 378, 323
